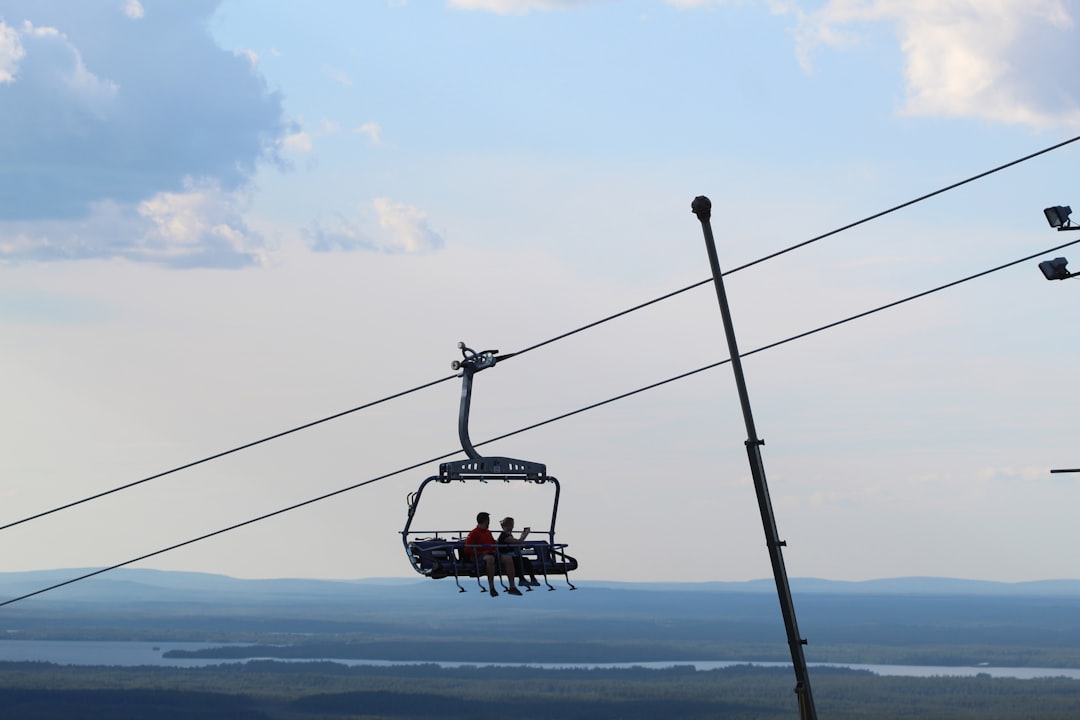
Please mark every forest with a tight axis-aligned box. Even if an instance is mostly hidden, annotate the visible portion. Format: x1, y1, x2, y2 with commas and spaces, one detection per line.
1, 660, 1080, 719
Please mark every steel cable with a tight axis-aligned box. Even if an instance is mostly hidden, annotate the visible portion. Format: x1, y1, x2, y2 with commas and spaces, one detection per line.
6, 233, 1079, 607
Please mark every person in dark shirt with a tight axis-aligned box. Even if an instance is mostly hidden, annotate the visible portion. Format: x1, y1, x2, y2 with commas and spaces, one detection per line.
498, 516, 540, 587
464, 512, 521, 596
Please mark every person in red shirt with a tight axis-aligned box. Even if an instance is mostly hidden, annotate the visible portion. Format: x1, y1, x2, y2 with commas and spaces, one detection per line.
464, 511, 521, 596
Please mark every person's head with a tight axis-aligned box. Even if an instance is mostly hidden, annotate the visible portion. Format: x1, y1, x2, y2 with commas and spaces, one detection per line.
500, 517, 514, 530
476, 511, 490, 527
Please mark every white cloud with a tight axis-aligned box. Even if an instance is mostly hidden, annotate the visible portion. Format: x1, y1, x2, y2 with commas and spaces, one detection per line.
304, 199, 445, 254
33, 21, 120, 117
0, 5, 289, 211
135, 180, 266, 267
2, 19, 118, 124
304, 215, 374, 253
279, 120, 361, 154
322, 63, 352, 86
448, 0, 598, 13
449, 0, 735, 12
0, 21, 25, 83
0, 179, 266, 269
281, 131, 314, 154
664, 0, 737, 6
123, 0, 145, 20
791, 0, 1080, 128
355, 121, 383, 145
373, 197, 444, 253
236, 48, 259, 69
0, 2, 290, 267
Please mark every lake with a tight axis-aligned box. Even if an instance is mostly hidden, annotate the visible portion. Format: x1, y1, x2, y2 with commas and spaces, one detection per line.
0, 640, 1077, 680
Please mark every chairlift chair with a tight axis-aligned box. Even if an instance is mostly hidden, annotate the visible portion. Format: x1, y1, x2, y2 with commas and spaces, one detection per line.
401, 343, 577, 592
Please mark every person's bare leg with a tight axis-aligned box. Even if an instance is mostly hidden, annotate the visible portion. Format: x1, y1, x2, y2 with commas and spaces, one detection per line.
501, 554, 518, 590
484, 554, 498, 595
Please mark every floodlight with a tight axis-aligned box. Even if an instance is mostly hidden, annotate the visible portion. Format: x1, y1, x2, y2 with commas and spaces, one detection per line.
1044, 206, 1074, 229
1039, 257, 1074, 281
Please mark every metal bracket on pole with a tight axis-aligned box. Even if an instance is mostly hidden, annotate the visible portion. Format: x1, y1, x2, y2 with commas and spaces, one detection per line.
692, 196, 818, 720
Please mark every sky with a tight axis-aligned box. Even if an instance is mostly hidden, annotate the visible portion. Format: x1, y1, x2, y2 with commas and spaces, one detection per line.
2, 0, 1080, 591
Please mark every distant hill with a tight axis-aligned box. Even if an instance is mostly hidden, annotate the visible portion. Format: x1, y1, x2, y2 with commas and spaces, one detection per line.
1, 568, 1078, 608
4, 568, 1080, 666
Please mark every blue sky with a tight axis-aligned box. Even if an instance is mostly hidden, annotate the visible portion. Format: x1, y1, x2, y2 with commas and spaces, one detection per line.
2, 0, 1079, 587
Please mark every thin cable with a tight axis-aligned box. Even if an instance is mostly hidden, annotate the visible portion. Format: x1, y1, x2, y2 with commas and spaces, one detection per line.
7, 237, 1077, 608
728, 133, 1080, 274
0, 450, 456, 608
506, 134, 1080, 361
481, 236, 1080, 441
741, 234, 1080, 359
8, 136, 1076, 531
508, 279, 712, 359
0, 374, 459, 533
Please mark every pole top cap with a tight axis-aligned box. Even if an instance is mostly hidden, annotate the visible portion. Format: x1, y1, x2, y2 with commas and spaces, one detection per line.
691, 195, 711, 220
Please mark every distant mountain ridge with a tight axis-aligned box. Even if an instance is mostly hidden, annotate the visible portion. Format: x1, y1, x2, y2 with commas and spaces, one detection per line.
1, 568, 1078, 606
571, 577, 1080, 596
5, 569, 1080, 661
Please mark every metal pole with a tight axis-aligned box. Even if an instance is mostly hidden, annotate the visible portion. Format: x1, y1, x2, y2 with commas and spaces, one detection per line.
691, 196, 818, 720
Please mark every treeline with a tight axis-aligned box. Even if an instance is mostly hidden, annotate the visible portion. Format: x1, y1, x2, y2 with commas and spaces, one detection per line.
1, 661, 1079, 719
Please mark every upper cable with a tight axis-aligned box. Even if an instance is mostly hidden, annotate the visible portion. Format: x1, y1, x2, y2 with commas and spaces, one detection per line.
3, 133, 1078, 545
5, 231, 1080, 608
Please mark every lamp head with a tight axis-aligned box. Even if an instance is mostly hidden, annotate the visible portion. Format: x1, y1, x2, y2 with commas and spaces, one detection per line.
1044, 206, 1073, 229
1039, 257, 1072, 281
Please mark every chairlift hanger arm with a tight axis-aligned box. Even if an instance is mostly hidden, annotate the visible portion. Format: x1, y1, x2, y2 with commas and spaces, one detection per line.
444, 341, 547, 475
451, 342, 509, 460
